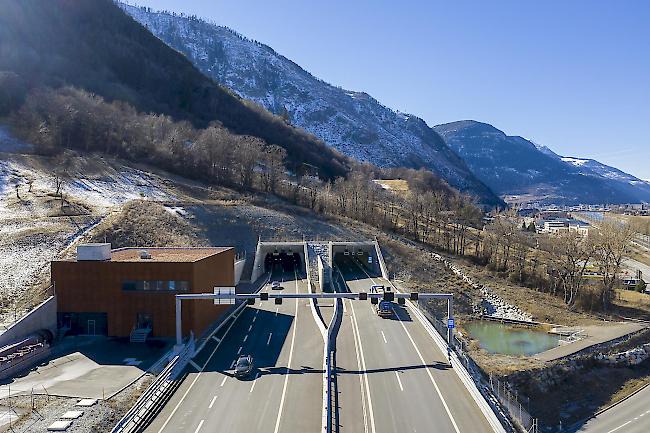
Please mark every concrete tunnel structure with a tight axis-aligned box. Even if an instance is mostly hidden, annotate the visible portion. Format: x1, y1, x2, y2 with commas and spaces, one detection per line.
251, 241, 308, 282
251, 240, 388, 289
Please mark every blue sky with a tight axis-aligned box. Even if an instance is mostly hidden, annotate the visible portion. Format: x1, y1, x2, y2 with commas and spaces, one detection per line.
130, 0, 650, 179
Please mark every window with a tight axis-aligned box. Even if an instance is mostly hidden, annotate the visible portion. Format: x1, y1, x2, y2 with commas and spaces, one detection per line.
122, 280, 190, 292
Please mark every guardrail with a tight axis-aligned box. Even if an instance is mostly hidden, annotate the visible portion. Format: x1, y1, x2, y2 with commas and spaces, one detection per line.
111, 335, 195, 433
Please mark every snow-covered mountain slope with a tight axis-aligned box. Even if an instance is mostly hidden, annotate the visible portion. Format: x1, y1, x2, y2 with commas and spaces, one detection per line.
434, 120, 650, 205
120, 4, 501, 205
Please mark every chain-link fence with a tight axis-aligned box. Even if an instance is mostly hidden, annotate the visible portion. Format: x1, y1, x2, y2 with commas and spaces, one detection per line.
418, 302, 538, 433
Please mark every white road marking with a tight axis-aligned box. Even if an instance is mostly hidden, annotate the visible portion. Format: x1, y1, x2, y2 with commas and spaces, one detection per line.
607, 420, 631, 433
243, 335, 248, 342
250, 373, 260, 393
189, 360, 202, 371
381, 331, 387, 344
211, 336, 220, 343
267, 333, 273, 346
155, 307, 243, 433
248, 324, 253, 332
275, 307, 279, 316
272, 270, 300, 433
252, 315, 256, 323
220, 376, 227, 387
255, 309, 259, 316
349, 299, 376, 433
237, 346, 243, 355
193, 420, 204, 433
393, 307, 461, 433
208, 395, 217, 409
394, 371, 404, 391
230, 360, 236, 369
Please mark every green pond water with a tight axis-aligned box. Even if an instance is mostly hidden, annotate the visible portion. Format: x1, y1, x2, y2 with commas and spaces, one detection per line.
465, 321, 561, 356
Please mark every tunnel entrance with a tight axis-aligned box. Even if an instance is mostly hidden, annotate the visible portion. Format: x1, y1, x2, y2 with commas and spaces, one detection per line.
264, 250, 302, 273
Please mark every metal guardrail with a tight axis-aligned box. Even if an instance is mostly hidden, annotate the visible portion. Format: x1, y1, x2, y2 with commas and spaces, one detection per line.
419, 306, 535, 433
111, 335, 195, 433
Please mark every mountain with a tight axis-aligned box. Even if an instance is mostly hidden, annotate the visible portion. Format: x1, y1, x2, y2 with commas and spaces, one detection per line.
434, 121, 650, 205
120, 4, 502, 206
0, 0, 350, 180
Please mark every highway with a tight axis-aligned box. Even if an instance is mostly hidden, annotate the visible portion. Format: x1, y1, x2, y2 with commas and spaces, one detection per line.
576, 384, 650, 433
144, 268, 324, 433
334, 255, 495, 433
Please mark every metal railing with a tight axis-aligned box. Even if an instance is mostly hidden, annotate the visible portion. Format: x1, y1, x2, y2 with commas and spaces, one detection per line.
419, 305, 537, 433
111, 335, 195, 433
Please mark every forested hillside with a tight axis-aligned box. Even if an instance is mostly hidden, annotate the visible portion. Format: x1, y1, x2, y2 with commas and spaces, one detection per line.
0, 0, 349, 179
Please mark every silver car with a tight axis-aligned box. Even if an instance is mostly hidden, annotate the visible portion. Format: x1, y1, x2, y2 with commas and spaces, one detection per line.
234, 355, 254, 378
271, 281, 283, 290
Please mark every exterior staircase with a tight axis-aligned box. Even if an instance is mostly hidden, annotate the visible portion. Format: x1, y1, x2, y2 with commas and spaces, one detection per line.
130, 326, 152, 343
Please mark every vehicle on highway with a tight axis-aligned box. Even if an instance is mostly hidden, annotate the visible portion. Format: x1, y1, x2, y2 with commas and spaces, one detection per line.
234, 355, 254, 378
271, 281, 283, 290
376, 300, 393, 318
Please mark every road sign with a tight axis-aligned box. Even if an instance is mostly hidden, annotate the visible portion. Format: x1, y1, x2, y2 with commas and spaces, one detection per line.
447, 318, 455, 329
214, 287, 235, 305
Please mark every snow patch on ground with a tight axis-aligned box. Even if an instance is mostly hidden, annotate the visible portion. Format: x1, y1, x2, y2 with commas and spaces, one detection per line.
0, 152, 175, 326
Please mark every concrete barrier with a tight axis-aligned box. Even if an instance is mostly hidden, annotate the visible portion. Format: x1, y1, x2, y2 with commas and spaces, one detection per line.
0, 295, 56, 348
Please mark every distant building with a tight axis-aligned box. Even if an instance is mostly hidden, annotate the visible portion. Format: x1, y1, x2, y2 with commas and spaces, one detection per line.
537, 218, 592, 235
52, 244, 236, 341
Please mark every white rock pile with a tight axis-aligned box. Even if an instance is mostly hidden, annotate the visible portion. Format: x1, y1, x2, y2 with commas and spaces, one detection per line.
596, 343, 650, 366
428, 252, 533, 322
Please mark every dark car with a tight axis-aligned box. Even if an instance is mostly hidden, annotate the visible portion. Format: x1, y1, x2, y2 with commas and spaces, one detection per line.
376, 300, 393, 318
234, 355, 254, 378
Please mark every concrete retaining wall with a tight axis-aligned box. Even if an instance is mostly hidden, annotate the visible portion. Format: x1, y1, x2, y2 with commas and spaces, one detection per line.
0, 296, 56, 348
234, 258, 246, 285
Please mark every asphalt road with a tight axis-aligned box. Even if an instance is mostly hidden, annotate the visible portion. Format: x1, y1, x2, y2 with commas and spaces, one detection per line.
334, 255, 495, 433
144, 268, 324, 433
576, 384, 650, 433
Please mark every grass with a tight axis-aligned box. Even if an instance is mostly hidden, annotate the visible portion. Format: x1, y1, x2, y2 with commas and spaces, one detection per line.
372, 179, 410, 196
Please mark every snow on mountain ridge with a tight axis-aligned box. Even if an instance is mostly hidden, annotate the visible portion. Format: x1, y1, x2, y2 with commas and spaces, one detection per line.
120, 3, 500, 204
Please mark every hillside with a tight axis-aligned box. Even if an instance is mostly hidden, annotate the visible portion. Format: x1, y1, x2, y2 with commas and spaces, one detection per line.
120, 4, 502, 206
434, 121, 650, 205
0, 0, 349, 179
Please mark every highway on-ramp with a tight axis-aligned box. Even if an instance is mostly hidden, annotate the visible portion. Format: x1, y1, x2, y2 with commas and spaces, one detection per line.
144, 269, 324, 433
334, 255, 495, 433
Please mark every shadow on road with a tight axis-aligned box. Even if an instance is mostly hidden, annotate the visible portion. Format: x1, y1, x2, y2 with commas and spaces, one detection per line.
337, 362, 450, 376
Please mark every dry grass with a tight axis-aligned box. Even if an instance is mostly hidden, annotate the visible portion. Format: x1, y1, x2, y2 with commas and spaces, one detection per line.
83, 200, 207, 250
372, 179, 410, 196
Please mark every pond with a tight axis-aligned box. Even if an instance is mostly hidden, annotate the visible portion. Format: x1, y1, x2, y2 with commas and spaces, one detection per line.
464, 321, 561, 356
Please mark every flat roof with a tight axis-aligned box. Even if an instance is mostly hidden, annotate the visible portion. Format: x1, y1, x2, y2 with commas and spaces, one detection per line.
109, 247, 231, 263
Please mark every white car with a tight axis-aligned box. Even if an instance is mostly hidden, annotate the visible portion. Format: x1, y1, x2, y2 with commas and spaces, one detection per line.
271, 281, 283, 290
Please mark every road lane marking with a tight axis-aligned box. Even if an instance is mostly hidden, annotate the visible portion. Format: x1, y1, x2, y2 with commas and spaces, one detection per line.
237, 346, 242, 355
208, 395, 217, 409
349, 299, 376, 433
607, 420, 631, 433
272, 270, 300, 433
250, 373, 260, 393
394, 307, 461, 433
243, 335, 248, 342
193, 420, 204, 433
248, 324, 253, 332
255, 309, 259, 316
275, 307, 279, 316
252, 315, 256, 323
211, 336, 220, 343
189, 360, 202, 371
381, 331, 387, 344
267, 333, 273, 346
220, 376, 227, 387
394, 371, 404, 391
155, 306, 244, 433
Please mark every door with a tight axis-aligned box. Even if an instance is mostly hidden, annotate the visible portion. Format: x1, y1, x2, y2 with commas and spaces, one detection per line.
136, 313, 153, 330
87, 319, 96, 335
